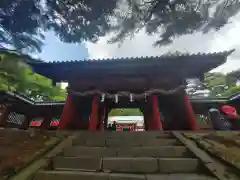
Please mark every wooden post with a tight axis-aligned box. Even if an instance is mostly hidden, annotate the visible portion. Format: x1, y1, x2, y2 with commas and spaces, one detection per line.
58, 94, 76, 130
97, 104, 105, 131
183, 93, 198, 131
144, 99, 154, 131
0, 105, 10, 127
41, 114, 52, 130
103, 107, 110, 130
143, 112, 148, 131
19, 115, 32, 130
140, 107, 148, 131
89, 94, 100, 131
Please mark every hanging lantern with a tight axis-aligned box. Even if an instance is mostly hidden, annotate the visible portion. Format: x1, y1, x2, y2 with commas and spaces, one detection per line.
130, 93, 133, 102
114, 94, 119, 103
101, 93, 105, 102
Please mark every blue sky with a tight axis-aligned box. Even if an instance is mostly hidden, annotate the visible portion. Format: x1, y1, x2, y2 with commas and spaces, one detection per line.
38, 31, 89, 62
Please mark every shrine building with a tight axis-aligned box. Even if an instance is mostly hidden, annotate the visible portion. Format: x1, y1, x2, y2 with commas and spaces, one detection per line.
28, 50, 234, 131
108, 116, 144, 131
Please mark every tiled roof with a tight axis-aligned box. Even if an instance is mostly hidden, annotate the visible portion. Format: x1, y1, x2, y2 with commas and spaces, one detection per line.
1, 92, 65, 106
29, 49, 235, 64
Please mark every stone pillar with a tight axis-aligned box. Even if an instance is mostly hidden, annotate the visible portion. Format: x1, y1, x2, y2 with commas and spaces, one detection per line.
58, 94, 76, 130
89, 94, 100, 131
183, 94, 198, 131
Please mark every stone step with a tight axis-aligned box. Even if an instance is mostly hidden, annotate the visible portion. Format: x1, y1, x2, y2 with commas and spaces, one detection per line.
53, 156, 101, 171
106, 138, 181, 147
103, 157, 199, 174
75, 131, 172, 139
72, 132, 174, 146
73, 137, 181, 147
117, 146, 192, 158
34, 170, 217, 180
64, 146, 192, 158
107, 132, 173, 140
53, 157, 200, 174
64, 146, 118, 157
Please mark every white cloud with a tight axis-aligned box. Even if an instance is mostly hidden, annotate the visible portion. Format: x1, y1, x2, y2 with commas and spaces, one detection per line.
85, 13, 240, 74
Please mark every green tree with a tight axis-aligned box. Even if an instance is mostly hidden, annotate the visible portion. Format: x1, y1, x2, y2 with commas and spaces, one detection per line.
19, 72, 66, 101
0, 51, 26, 91
192, 71, 240, 97
226, 69, 240, 86
0, 52, 66, 101
204, 72, 228, 96
109, 108, 143, 116
222, 86, 240, 96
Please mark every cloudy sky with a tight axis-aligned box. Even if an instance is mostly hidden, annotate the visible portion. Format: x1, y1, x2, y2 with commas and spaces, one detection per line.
38, 11, 240, 74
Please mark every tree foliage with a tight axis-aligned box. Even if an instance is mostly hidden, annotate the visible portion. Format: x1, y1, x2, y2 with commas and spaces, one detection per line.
204, 72, 227, 96
189, 71, 240, 97
0, 0, 118, 52
226, 69, 240, 86
0, 52, 66, 101
222, 86, 240, 96
1, 0, 240, 52
109, 0, 240, 46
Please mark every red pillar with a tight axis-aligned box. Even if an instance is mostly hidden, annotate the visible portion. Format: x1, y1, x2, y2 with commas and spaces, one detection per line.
145, 100, 154, 130
89, 94, 100, 131
152, 95, 163, 130
184, 94, 198, 131
58, 94, 76, 130
144, 97, 154, 131
145, 96, 163, 131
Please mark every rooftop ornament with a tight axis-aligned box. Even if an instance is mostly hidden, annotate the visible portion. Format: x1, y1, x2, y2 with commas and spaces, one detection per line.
114, 94, 119, 103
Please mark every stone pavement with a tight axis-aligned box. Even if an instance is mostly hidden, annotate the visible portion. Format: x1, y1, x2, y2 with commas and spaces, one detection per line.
33, 132, 217, 180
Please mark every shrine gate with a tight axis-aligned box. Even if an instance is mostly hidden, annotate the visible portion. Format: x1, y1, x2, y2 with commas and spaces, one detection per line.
27, 50, 234, 131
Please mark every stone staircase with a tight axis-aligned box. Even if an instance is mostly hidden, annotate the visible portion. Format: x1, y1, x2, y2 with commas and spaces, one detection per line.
33, 132, 217, 180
